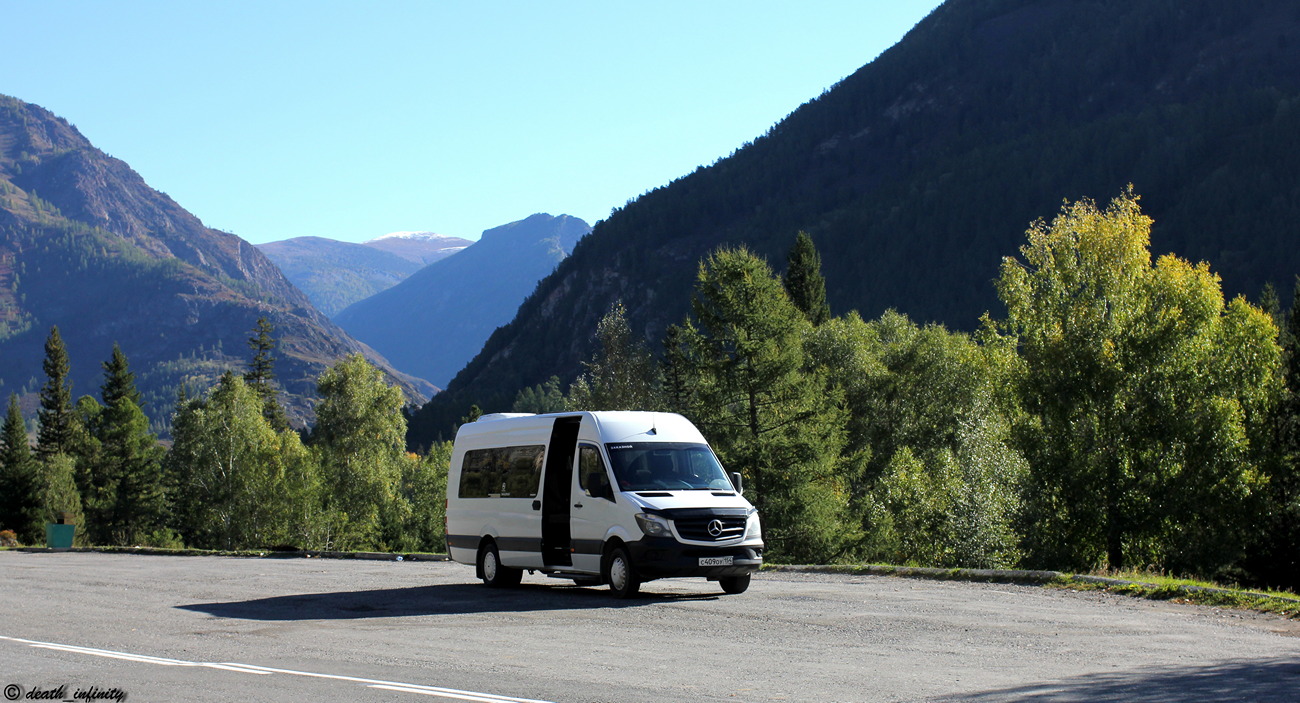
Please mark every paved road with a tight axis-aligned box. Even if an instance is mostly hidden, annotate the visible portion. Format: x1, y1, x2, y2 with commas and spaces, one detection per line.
0, 551, 1296, 702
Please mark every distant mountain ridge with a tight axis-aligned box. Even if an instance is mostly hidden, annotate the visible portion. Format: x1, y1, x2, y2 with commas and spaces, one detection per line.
407, 0, 1300, 444
0, 94, 433, 430
363, 231, 470, 265
257, 232, 471, 317
334, 213, 590, 388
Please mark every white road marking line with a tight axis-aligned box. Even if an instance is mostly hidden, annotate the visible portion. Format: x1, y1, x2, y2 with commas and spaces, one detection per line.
368, 684, 540, 702
227, 664, 553, 703
1, 636, 553, 703
23, 641, 268, 673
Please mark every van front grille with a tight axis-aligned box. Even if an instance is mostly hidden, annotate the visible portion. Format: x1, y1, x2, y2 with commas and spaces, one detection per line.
673, 515, 747, 542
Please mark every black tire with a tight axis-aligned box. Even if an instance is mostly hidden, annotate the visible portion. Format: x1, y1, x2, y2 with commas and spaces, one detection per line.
719, 573, 751, 594
604, 545, 641, 598
478, 541, 522, 588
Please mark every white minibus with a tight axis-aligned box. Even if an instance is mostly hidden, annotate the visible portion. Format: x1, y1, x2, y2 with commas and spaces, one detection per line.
445, 411, 763, 597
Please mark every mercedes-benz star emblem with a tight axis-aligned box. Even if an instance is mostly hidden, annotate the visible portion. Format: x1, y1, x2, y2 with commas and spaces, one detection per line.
707, 519, 724, 537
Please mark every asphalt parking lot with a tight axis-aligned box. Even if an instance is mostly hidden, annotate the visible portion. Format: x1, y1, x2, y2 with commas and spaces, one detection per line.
1, 551, 1297, 702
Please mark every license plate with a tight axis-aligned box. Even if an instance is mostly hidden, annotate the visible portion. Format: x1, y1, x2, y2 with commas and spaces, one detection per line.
699, 556, 733, 566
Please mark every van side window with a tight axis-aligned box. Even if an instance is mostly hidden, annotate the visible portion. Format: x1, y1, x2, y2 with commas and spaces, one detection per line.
578, 444, 613, 500
459, 445, 545, 498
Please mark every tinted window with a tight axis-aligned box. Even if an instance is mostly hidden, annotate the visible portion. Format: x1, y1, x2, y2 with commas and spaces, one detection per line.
604, 442, 732, 492
458, 445, 545, 498
578, 444, 613, 500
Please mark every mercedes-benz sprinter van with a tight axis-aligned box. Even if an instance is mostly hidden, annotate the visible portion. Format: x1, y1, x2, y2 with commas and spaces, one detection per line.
445, 411, 763, 597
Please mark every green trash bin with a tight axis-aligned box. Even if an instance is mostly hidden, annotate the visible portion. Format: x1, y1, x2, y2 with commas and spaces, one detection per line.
45, 523, 75, 549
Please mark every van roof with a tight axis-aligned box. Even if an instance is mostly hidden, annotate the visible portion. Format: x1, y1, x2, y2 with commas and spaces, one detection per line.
457, 410, 707, 445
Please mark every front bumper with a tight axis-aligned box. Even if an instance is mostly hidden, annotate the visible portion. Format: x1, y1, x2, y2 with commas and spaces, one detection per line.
627, 537, 763, 580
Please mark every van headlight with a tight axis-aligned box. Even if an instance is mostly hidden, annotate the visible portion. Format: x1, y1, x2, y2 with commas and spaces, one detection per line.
635, 513, 673, 538
745, 510, 762, 539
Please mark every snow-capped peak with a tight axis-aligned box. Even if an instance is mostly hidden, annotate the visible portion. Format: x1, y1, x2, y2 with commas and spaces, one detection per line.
366, 231, 447, 243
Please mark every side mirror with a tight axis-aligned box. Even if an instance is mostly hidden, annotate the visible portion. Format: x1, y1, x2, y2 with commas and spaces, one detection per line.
731, 472, 744, 495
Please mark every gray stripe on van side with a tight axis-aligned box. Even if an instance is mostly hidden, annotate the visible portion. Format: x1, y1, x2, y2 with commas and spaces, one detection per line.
446, 534, 542, 554
497, 536, 542, 553
571, 539, 604, 555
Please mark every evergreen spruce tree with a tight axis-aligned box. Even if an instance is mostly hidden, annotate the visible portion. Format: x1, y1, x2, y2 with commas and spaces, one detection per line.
36, 326, 75, 460
661, 322, 702, 413
90, 343, 166, 544
458, 404, 482, 428
1259, 280, 1300, 587
1, 393, 43, 542
69, 395, 104, 527
101, 344, 140, 408
511, 376, 568, 414
678, 246, 856, 562
245, 316, 290, 432
782, 231, 831, 326
1261, 282, 1283, 332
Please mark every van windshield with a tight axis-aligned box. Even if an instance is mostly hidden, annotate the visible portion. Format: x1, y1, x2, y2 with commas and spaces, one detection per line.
604, 442, 734, 492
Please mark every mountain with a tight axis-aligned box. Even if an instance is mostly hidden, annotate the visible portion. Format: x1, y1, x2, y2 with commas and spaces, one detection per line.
407, 0, 1300, 445
0, 94, 434, 431
362, 231, 471, 266
257, 232, 471, 317
334, 214, 590, 388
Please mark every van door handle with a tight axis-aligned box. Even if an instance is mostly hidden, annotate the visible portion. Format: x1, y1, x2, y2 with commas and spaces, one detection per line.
532, 500, 541, 510
573, 503, 584, 509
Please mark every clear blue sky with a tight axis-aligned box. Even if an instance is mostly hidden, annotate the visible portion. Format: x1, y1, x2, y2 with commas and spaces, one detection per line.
5, 1, 942, 244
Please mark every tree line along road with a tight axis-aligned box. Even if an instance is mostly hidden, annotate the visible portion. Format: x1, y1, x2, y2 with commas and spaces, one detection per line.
0, 551, 1296, 702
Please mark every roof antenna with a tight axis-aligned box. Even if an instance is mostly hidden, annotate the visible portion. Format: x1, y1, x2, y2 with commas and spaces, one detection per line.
649, 415, 658, 435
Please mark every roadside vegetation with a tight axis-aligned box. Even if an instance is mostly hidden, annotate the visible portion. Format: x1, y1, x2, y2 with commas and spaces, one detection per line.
1059, 571, 1300, 619
1, 189, 1298, 598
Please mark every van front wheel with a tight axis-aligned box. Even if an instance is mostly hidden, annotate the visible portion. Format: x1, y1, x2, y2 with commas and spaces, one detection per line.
478, 541, 522, 588
604, 545, 640, 598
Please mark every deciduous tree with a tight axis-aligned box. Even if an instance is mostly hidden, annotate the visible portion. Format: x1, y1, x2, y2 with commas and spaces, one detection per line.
992, 188, 1282, 574
805, 311, 1026, 568
170, 373, 322, 550
567, 301, 660, 411
310, 354, 407, 550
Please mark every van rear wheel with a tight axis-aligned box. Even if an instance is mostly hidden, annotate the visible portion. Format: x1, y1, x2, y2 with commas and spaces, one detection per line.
478, 541, 522, 588
719, 574, 750, 594
604, 545, 640, 598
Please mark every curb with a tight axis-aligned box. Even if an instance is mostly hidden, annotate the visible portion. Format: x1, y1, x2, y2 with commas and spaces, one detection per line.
767, 563, 1300, 610
1069, 574, 1300, 604
768, 563, 1063, 584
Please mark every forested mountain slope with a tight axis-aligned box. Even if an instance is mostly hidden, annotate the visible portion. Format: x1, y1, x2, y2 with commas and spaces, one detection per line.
0, 95, 433, 430
409, 0, 1300, 444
